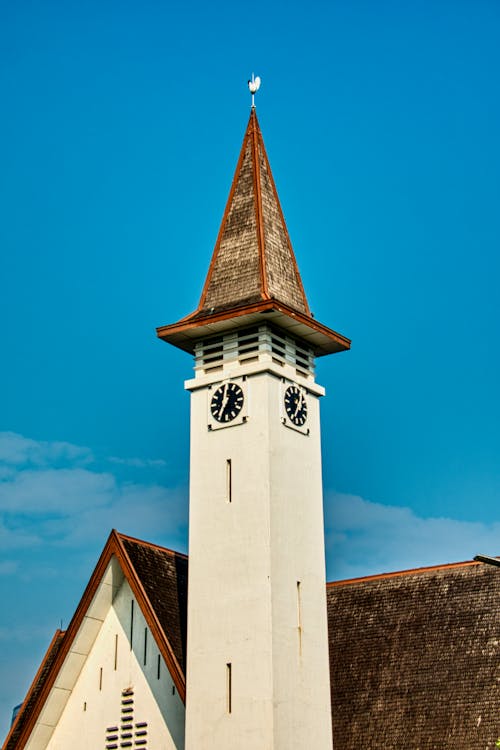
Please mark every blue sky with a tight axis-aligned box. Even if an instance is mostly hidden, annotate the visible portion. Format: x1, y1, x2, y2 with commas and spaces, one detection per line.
1, 0, 499, 738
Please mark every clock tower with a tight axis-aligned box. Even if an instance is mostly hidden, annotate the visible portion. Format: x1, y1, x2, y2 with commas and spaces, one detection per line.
157, 104, 350, 749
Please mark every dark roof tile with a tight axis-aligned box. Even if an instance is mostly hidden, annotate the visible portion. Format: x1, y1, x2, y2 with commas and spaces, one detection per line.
328, 562, 500, 749
121, 537, 188, 673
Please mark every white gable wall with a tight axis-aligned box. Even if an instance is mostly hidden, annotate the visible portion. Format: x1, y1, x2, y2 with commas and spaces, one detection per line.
32, 578, 184, 750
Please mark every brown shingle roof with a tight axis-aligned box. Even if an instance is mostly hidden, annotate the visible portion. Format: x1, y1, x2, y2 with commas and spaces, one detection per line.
198, 108, 310, 316
327, 561, 500, 749
120, 535, 188, 673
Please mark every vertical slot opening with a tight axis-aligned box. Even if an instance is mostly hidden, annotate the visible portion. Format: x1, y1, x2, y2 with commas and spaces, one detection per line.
99, 666, 103, 691
226, 459, 232, 503
143, 628, 148, 665
130, 600, 134, 650
226, 662, 232, 714
114, 634, 118, 671
157, 654, 161, 680
297, 581, 302, 656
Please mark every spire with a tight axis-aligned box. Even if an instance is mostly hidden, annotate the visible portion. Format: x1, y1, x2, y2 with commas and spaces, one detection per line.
198, 108, 310, 317
157, 109, 350, 358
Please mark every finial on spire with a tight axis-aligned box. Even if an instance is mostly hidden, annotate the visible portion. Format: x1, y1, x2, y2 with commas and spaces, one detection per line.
248, 73, 261, 108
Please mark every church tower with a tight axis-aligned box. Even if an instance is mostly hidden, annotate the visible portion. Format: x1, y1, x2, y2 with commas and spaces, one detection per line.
157, 100, 350, 749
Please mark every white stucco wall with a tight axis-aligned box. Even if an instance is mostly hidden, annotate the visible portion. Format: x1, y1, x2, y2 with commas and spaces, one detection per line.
185, 357, 333, 750
31, 577, 185, 750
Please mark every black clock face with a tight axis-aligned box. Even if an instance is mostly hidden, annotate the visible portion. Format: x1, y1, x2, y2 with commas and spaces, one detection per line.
210, 382, 244, 423
284, 385, 308, 426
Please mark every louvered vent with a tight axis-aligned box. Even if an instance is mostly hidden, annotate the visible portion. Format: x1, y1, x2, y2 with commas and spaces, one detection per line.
105, 689, 148, 749
195, 324, 314, 376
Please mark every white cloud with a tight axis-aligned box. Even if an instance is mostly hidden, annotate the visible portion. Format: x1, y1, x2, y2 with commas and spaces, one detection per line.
0, 432, 92, 467
108, 456, 167, 468
0, 432, 188, 553
0, 468, 115, 513
325, 491, 500, 581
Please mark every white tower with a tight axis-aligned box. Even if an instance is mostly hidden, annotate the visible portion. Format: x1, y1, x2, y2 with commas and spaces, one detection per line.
157, 105, 350, 749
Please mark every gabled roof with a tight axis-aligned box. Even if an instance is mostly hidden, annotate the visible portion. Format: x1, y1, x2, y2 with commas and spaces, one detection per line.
327, 559, 500, 749
3, 531, 187, 750
157, 110, 350, 357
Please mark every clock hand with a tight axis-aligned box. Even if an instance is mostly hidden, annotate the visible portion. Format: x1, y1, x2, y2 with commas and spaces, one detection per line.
220, 384, 229, 415
293, 391, 303, 417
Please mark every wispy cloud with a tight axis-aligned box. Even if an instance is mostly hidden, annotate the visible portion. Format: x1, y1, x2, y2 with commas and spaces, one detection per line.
108, 456, 167, 468
325, 491, 500, 581
0, 432, 188, 556
0, 432, 93, 467
0, 468, 115, 514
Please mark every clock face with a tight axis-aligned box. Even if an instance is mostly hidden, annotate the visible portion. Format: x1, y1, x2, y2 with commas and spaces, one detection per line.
210, 382, 245, 423
284, 385, 308, 426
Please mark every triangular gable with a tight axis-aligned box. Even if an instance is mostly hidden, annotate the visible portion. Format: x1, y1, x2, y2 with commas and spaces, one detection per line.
3, 531, 187, 750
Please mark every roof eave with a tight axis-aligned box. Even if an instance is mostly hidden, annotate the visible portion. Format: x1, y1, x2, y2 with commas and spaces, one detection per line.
156, 300, 351, 357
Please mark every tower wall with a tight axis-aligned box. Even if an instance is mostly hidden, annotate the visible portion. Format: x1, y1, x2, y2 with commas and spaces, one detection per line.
184, 360, 333, 749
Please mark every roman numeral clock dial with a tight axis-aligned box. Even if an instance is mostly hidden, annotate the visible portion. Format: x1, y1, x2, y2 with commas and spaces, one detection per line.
284, 384, 308, 427
210, 382, 245, 423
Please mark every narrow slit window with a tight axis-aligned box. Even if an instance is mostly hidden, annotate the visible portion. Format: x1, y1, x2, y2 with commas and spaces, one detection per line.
99, 666, 103, 691
143, 628, 148, 665
157, 654, 161, 680
130, 600, 134, 649
297, 581, 302, 627
297, 581, 302, 655
114, 633, 118, 670
226, 662, 232, 714
226, 459, 232, 503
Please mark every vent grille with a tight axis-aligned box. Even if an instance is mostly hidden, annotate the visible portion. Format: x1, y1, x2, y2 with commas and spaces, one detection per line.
105, 690, 148, 749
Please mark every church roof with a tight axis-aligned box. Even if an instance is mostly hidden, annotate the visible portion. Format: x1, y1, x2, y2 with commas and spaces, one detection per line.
120, 535, 187, 674
327, 560, 500, 749
5, 540, 499, 750
157, 110, 350, 357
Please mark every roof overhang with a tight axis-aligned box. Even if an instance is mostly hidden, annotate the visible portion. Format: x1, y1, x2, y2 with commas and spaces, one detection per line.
156, 300, 351, 357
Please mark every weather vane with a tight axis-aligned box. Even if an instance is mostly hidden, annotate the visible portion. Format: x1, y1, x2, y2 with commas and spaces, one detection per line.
248, 73, 261, 108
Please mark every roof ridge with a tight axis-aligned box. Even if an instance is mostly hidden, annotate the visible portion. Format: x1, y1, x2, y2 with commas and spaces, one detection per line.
327, 558, 481, 587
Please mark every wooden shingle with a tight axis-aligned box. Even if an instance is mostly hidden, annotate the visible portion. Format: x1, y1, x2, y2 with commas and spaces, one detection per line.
199, 109, 309, 316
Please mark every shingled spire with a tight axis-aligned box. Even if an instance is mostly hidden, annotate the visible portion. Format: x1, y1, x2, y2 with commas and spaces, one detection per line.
198, 108, 310, 316
157, 109, 350, 357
